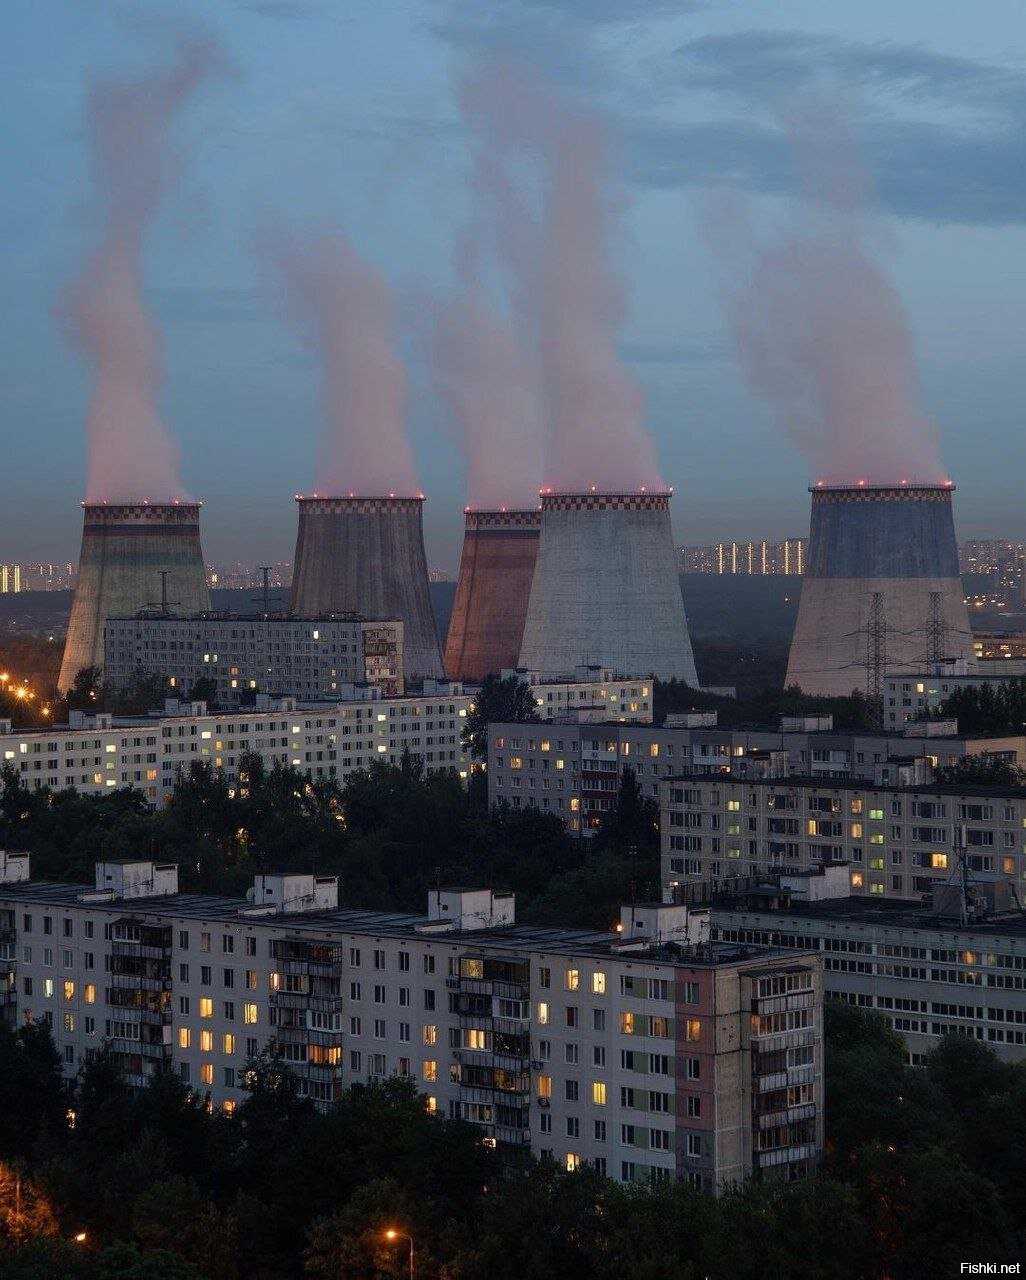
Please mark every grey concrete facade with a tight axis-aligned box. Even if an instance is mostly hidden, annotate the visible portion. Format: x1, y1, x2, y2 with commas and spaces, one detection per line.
785, 485, 975, 697
518, 493, 698, 684
59, 503, 211, 693
289, 497, 445, 682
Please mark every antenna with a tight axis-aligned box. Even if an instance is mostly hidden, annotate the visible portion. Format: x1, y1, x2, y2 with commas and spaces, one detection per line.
252, 566, 283, 617
147, 570, 180, 618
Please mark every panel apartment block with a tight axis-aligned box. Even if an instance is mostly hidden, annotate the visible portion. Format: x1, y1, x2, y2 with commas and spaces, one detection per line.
0, 863, 823, 1192
661, 775, 1026, 904
487, 718, 1026, 835
104, 615, 404, 704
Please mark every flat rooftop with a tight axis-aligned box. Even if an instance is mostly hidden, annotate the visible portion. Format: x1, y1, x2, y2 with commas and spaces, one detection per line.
0, 879, 806, 968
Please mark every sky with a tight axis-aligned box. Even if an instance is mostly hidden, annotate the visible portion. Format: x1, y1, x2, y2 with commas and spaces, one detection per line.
2, 0, 1026, 571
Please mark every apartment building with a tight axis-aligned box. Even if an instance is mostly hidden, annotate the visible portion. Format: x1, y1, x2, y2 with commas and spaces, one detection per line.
509, 668, 654, 725
883, 662, 1026, 730
674, 867, 1026, 1065
104, 615, 404, 703
0, 858, 823, 1192
660, 775, 1026, 905
0, 685, 471, 805
487, 715, 1026, 834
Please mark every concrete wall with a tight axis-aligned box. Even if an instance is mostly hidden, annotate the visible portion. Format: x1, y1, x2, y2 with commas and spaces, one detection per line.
59, 504, 211, 692
444, 510, 540, 682
289, 497, 444, 681
518, 493, 699, 684
786, 487, 974, 697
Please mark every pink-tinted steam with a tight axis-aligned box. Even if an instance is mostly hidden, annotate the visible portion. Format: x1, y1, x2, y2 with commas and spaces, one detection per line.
61, 34, 225, 503
432, 288, 543, 509
276, 231, 419, 497
460, 62, 663, 494
718, 106, 943, 486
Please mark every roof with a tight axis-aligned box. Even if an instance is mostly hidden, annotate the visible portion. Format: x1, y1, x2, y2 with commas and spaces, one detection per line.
0, 879, 810, 968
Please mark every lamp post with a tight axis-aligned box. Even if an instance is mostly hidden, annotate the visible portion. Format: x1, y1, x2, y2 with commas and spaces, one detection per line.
384, 1228, 414, 1280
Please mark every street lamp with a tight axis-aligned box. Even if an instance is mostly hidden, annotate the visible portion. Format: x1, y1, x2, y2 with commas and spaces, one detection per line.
384, 1228, 414, 1279
73, 1232, 87, 1244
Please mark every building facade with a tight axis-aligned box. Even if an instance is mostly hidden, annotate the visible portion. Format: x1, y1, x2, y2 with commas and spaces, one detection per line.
883, 664, 1026, 730
0, 858, 823, 1191
487, 716, 1026, 834
682, 868, 1026, 1065
103, 615, 405, 703
660, 775, 1026, 905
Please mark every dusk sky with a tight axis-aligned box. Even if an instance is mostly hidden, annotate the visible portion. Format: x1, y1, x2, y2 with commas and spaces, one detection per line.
3, 0, 1026, 570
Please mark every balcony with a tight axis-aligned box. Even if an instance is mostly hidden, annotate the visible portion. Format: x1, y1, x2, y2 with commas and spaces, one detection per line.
303, 1060, 344, 1082
757, 1102, 817, 1129
458, 977, 529, 1002
494, 1125, 531, 1147
755, 1064, 816, 1093
111, 941, 169, 961
751, 1027, 816, 1055
109, 971, 171, 993
755, 1143, 817, 1169
268, 991, 314, 1009
271, 1025, 310, 1046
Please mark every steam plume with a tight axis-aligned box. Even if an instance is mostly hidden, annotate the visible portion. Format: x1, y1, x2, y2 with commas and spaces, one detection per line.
711, 104, 943, 486
432, 287, 542, 509
275, 231, 419, 498
61, 32, 224, 503
460, 61, 663, 493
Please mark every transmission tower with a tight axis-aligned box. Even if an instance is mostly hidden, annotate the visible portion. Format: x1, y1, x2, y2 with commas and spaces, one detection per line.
925, 590, 947, 666
865, 591, 887, 728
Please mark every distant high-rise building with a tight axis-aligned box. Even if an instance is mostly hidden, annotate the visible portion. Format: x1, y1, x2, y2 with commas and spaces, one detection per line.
678, 540, 806, 575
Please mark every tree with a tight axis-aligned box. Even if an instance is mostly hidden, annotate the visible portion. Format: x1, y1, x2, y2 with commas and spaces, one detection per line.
595, 765, 659, 855
62, 666, 102, 714
187, 677, 219, 707
462, 674, 539, 761
0, 1163, 59, 1246
94, 1240, 211, 1280
0, 1023, 68, 1162
934, 754, 1025, 787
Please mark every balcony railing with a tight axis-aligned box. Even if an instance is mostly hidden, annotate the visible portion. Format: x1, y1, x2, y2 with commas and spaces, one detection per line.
756, 1102, 817, 1129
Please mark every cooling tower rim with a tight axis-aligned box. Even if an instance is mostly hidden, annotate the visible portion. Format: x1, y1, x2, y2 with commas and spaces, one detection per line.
538, 489, 673, 512
294, 494, 426, 508
462, 507, 543, 528
80, 499, 203, 511
808, 481, 955, 496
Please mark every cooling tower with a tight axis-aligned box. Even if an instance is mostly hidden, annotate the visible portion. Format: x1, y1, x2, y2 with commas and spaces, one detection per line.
59, 502, 211, 692
785, 483, 975, 697
518, 492, 698, 683
444, 509, 541, 682
289, 496, 444, 681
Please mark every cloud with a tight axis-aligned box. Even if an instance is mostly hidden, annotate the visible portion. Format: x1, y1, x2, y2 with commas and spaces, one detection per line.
622, 30, 1026, 225
153, 284, 269, 325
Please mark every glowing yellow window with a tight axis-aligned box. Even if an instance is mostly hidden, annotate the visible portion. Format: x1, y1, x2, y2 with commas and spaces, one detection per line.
426, 1096, 437, 1114
569, 797, 580, 812
850, 823, 863, 838
727, 799, 741, 812
538, 1002, 549, 1026
63, 981, 74, 1001
244, 1004, 257, 1024
592, 1081, 606, 1105
44, 979, 53, 998
178, 1028, 191, 1049
1004, 857, 1016, 875
565, 969, 580, 991
537, 1075, 552, 1099
423, 1060, 437, 1082
465, 1028, 488, 1050
555, 759, 565, 771
684, 1019, 701, 1042
592, 972, 606, 995
223, 1034, 235, 1055
509, 756, 522, 770
565, 1153, 581, 1172
423, 1025, 437, 1045
649, 744, 659, 758
620, 1012, 635, 1035
931, 853, 948, 870
869, 833, 884, 845
84, 984, 95, 1005
851, 799, 863, 815
200, 1030, 214, 1052
223, 1100, 236, 1115
200, 1063, 214, 1086
199, 998, 213, 1019
851, 872, 864, 888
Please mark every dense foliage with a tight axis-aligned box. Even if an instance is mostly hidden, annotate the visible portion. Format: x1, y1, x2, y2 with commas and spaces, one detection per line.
655, 678, 877, 731
0, 759, 660, 930
1, 1007, 1023, 1278
937, 677, 1026, 736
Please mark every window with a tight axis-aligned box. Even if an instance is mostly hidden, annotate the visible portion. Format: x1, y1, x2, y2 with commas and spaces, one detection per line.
565, 969, 580, 991
200, 1030, 214, 1052
423, 954, 435, 974
244, 1003, 258, 1025
423, 1060, 437, 1082
200, 932, 211, 953
538, 1002, 549, 1026
222, 934, 234, 955
223, 1034, 235, 1054
592, 971, 606, 995
63, 981, 74, 1002
538, 966, 551, 988
537, 1075, 552, 1099
179, 1028, 191, 1049
199, 998, 213, 1019
565, 1080, 579, 1102
684, 1019, 701, 1042
592, 1082, 606, 1105
620, 1012, 634, 1035
84, 984, 95, 1005
423, 1025, 437, 1046
200, 1063, 214, 1086
592, 1008, 605, 1032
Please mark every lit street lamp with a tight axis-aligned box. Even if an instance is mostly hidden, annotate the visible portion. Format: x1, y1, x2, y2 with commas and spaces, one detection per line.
384, 1228, 414, 1279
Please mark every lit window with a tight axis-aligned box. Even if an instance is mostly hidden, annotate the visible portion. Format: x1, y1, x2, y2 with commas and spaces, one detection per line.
423, 1060, 437, 1081
537, 1075, 552, 1099
423, 1025, 437, 1045
592, 972, 606, 995
851, 872, 864, 888
684, 1019, 701, 1042
850, 823, 863, 838
869, 809, 884, 821
569, 797, 580, 812
200, 1063, 214, 1086
565, 969, 580, 991
565, 1153, 581, 1172
538, 1002, 549, 1026
179, 1028, 191, 1049
243, 1003, 258, 1024
465, 1028, 488, 1050
620, 1012, 634, 1035
931, 853, 948, 869
44, 979, 54, 998
200, 1030, 214, 1052
84, 984, 95, 1005
223, 1100, 236, 1115
223, 1034, 235, 1054
200, 998, 214, 1019
727, 799, 740, 811
63, 981, 74, 1001
592, 1082, 606, 1105
509, 756, 522, 770
426, 1096, 437, 1114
